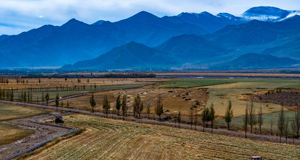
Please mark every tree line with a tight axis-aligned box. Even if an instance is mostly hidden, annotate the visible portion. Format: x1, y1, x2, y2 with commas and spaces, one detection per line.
88, 93, 300, 143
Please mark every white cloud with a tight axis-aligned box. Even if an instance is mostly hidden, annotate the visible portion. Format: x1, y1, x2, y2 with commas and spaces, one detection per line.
0, 0, 299, 35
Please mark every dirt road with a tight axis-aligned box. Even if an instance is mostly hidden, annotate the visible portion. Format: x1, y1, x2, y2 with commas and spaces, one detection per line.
0, 114, 72, 160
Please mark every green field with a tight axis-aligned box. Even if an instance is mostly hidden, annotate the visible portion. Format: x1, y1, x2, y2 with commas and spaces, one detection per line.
157, 78, 300, 88
0, 103, 49, 145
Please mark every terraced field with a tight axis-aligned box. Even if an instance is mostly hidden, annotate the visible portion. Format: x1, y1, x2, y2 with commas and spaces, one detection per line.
25, 114, 300, 160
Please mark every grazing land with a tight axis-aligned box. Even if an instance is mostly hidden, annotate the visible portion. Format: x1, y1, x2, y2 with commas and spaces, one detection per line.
24, 114, 300, 160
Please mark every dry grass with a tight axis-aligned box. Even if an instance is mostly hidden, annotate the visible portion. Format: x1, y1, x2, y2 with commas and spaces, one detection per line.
0, 78, 158, 90
204, 82, 291, 117
0, 103, 48, 121
52, 87, 208, 117
0, 123, 35, 145
0, 103, 48, 146
24, 114, 300, 160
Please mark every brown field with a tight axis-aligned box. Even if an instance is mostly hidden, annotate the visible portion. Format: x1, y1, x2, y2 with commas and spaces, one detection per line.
50, 87, 208, 117
0, 78, 162, 90
23, 114, 300, 160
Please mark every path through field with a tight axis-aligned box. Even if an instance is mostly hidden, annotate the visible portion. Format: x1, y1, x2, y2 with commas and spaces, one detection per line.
0, 114, 71, 159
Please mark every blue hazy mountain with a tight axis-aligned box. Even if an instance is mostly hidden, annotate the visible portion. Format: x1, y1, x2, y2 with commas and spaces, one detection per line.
64, 41, 177, 70
207, 16, 300, 49
156, 34, 226, 63
0, 11, 207, 67
0, 6, 300, 69
163, 12, 245, 33
221, 53, 299, 69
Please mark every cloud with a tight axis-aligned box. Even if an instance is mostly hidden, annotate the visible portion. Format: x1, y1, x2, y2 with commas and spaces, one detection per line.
0, 0, 299, 35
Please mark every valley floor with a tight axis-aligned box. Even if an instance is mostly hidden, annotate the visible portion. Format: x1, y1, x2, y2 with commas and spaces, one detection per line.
24, 114, 300, 160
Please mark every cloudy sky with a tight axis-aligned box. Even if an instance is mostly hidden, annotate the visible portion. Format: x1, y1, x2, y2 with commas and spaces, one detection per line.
0, 0, 299, 35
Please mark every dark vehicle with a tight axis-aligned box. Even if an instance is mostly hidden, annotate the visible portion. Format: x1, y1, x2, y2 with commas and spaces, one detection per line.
55, 115, 64, 124
163, 116, 172, 121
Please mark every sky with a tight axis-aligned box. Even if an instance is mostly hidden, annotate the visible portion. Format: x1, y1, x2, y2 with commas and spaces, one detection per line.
0, 0, 299, 35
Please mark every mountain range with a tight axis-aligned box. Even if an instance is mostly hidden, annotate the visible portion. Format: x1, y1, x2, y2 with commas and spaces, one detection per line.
0, 6, 300, 70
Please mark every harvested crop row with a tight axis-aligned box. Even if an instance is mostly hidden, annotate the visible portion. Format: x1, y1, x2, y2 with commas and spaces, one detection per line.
25, 114, 300, 160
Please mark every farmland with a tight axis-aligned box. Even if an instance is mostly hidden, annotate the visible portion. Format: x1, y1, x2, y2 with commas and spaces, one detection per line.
49, 87, 208, 117
1, 76, 300, 159
0, 103, 48, 145
24, 114, 300, 160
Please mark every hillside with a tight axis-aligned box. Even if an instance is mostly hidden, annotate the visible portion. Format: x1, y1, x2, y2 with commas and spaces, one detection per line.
156, 34, 226, 63
223, 53, 299, 69
65, 42, 177, 70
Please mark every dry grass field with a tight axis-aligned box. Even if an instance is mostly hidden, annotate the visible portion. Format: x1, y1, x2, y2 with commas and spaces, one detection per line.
50, 87, 208, 117
23, 114, 300, 160
0, 103, 48, 121
0, 103, 48, 145
0, 78, 160, 90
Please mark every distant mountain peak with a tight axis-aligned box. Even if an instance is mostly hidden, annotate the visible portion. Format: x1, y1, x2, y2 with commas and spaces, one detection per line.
200, 11, 214, 16
131, 11, 158, 19
92, 20, 109, 25
242, 6, 290, 21
62, 18, 86, 27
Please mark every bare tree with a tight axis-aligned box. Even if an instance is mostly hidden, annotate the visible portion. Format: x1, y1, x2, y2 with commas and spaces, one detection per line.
55, 93, 59, 111
243, 104, 249, 138
258, 105, 263, 134
201, 107, 210, 132
115, 94, 121, 116
248, 100, 256, 133
277, 105, 285, 143
103, 95, 111, 117
89, 93, 96, 113
122, 95, 128, 120
210, 103, 215, 133
133, 94, 144, 118
177, 111, 181, 128
291, 106, 300, 138
284, 121, 290, 143
189, 107, 194, 129
225, 100, 233, 130
45, 92, 49, 106
155, 95, 164, 120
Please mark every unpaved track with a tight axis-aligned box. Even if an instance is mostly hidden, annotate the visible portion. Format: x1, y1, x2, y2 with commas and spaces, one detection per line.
0, 114, 71, 160
1, 100, 300, 145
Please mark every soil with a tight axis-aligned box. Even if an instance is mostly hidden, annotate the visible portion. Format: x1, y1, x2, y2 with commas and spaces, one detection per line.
0, 114, 71, 159
254, 89, 300, 107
